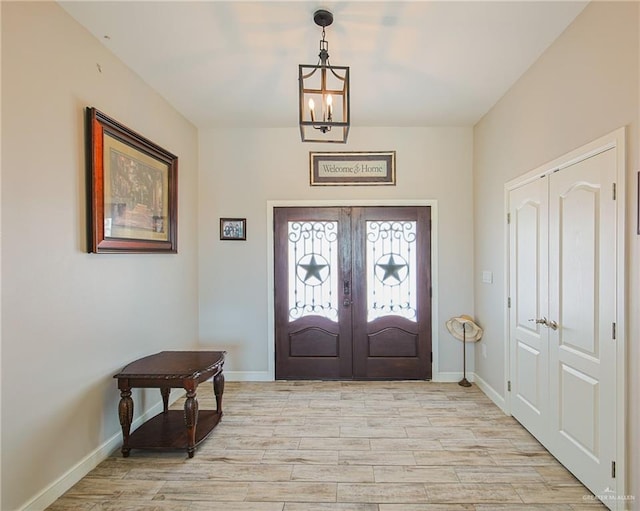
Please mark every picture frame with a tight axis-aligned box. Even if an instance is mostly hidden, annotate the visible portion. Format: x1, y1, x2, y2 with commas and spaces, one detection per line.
310, 151, 396, 186
86, 107, 178, 253
220, 218, 246, 241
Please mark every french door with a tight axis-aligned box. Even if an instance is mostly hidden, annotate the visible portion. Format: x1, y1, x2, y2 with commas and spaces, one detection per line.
274, 206, 432, 380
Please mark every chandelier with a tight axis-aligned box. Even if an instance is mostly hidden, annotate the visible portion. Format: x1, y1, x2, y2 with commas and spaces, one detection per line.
298, 9, 350, 143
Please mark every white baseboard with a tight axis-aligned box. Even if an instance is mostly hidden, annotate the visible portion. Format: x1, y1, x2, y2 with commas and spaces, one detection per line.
473, 372, 508, 414
432, 371, 475, 383
20, 393, 183, 511
225, 370, 273, 381
430, 371, 509, 416
225, 372, 479, 384
432, 371, 508, 414
22, 435, 121, 511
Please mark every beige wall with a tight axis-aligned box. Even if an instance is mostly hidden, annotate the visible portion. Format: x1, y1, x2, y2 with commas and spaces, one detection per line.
1, 3, 200, 510
4, 0, 637, 509
197, 126, 475, 378
2, 3, 476, 508
473, 0, 639, 502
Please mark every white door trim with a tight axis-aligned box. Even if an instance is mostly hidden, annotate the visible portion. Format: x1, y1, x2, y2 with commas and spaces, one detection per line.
266, 199, 440, 380
503, 127, 626, 506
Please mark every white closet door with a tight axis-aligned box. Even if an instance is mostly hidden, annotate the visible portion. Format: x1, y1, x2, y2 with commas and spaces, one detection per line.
548, 148, 617, 499
508, 177, 549, 444
509, 145, 619, 508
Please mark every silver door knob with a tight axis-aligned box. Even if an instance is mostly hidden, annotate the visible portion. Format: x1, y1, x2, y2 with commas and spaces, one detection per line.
528, 317, 548, 326
548, 320, 559, 330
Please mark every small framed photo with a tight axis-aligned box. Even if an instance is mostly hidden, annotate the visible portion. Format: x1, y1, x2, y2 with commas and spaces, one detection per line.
220, 218, 246, 241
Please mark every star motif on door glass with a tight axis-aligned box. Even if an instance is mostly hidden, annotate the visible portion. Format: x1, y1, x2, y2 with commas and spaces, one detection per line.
375, 253, 408, 286
296, 254, 330, 286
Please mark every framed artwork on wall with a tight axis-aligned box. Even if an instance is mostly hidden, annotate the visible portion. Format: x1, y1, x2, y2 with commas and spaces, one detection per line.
310, 151, 396, 186
220, 218, 246, 241
86, 107, 178, 253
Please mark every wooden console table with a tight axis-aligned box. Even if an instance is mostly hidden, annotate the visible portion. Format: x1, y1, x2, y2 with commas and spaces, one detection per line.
114, 351, 225, 458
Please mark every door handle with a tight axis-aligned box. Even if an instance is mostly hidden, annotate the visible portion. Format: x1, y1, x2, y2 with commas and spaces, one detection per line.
343, 280, 351, 307
528, 317, 559, 330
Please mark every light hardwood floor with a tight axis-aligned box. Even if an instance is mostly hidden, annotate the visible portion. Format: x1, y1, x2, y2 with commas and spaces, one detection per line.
47, 381, 607, 510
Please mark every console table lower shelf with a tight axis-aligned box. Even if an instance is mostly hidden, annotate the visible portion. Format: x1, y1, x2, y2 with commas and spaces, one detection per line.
127, 409, 222, 452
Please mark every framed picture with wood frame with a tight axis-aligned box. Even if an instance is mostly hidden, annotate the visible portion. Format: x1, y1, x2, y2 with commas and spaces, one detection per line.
220, 218, 246, 241
310, 151, 396, 186
86, 107, 178, 253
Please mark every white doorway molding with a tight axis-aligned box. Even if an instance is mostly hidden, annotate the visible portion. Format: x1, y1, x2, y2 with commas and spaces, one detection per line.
266, 199, 440, 381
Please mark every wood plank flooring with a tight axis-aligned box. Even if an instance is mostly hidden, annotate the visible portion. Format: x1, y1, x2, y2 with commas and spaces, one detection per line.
47, 381, 607, 510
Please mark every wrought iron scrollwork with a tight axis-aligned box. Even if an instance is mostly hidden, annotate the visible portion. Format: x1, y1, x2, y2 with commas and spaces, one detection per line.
288, 221, 338, 322
367, 220, 417, 322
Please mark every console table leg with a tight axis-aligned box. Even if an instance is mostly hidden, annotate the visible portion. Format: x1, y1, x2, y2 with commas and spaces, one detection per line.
118, 388, 133, 457
214, 371, 225, 414
183, 384, 199, 458
161, 387, 170, 414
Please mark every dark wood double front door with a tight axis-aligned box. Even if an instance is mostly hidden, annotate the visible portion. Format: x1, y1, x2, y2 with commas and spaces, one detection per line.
275, 206, 432, 380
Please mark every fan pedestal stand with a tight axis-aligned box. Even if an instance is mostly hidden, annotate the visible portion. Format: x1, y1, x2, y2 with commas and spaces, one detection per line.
459, 324, 471, 387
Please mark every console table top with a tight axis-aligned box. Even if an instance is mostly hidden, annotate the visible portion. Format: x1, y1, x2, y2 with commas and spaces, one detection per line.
114, 351, 226, 380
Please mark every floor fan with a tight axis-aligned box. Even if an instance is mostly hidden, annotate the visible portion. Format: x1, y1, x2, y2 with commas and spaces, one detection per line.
445, 315, 483, 387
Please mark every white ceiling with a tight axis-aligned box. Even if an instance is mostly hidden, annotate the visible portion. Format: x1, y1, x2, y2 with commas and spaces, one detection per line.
59, 1, 588, 129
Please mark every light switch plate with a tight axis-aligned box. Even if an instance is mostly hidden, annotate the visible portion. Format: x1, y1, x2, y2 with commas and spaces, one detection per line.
482, 270, 493, 284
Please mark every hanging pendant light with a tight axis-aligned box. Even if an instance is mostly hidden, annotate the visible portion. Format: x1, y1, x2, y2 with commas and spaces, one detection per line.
299, 9, 350, 143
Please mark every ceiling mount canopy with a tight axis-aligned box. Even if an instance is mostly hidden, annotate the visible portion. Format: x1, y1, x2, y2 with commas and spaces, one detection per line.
313, 9, 333, 28
298, 9, 350, 143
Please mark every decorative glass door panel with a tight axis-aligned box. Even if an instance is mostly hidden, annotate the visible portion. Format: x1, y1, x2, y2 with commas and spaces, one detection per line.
366, 220, 417, 322
288, 221, 338, 322
275, 206, 431, 380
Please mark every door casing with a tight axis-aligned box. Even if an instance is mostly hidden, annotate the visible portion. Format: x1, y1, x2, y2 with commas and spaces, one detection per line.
504, 127, 627, 507
267, 199, 441, 379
